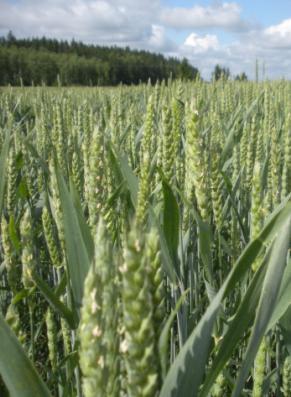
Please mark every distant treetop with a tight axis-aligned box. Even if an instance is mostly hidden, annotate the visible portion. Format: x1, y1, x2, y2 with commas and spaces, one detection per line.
0, 32, 200, 86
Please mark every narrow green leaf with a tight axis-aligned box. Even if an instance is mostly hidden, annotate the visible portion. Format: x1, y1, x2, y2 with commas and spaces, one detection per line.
159, 290, 189, 380
159, 287, 224, 397
9, 215, 21, 252
267, 257, 291, 331
56, 169, 90, 308
150, 207, 177, 283
0, 132, 10, 216
159, 199, 291, 397
232, 217, 291, 397
162, 180, 180, 262
224, 198, 291, 297
200, 256, 268, 397
278, 307, 291, 355
118, 153, 138, 207
33, 273, 77, 329
12, 288, 33, 305
69, 178, 94, 262
176, 187, 213, 277
0, 313, 51, 397
221, 170, 248, 243
195, 215, 213, 279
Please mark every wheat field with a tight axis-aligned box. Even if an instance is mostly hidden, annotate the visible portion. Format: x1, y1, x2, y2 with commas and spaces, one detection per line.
0, 80, 291, 397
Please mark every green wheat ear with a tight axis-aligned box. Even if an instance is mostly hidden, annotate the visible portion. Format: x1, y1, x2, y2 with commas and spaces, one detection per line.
121, 225, 159, 397
88, 126, 104, 231
79, 219, 119, 397
282, 113, 291, 199
211, 372, 226, 397
42, 205, 62, 268
185, 101, 211, 222
71, 150, 84, 202
45, 308, 58, 373
253, 337, 267, 397
79, 222, 106, 397
251, 162, 263, 273
1, 216, 19, 292
210, 137, 224, 231
7, 144, 17, 216
5, 303, 25, 344
283, 356, 291, 397
20, 208, 35, 289
49, 161, 65, 253
162, 104, 174, 183
136, 95, 155, 228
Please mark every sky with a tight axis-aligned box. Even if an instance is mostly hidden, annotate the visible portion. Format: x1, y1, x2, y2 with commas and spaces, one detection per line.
0, 0, 291, 79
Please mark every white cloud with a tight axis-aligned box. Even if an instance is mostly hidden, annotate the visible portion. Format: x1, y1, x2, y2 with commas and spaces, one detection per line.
0, 1, 251, 45
177, 30, 291, 80
184, 33, 219, 53
0, 0, 291, 79
264, 19, 291, 48
0, 0, 160, 45
265, 18, 291, 37
148, 25, 176, 52
169, 17, 291, 80
161, 2, 248, 32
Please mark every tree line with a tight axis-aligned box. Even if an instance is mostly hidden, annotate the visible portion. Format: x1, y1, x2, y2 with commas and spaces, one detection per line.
212, 64, 248, 82
0, 32, 200, 86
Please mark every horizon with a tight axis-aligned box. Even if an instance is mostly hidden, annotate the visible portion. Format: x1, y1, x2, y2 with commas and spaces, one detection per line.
0, 1, 290, 80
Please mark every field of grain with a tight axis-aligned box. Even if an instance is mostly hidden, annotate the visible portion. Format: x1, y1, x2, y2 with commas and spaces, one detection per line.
0, 80, 291, 397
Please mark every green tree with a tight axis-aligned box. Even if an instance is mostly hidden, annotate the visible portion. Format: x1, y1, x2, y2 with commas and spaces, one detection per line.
212, 64, 230, 81
235, 72, 248, 81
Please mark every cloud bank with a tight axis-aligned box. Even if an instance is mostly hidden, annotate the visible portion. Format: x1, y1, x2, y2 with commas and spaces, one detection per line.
0, 0, 290, 79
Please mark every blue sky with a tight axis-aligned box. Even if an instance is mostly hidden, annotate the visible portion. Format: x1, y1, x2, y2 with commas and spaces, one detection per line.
0, 0, 291, 79
161, 0, 291, 26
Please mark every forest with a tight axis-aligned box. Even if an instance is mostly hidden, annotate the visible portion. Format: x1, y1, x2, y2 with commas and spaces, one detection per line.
0, 32, 199, 86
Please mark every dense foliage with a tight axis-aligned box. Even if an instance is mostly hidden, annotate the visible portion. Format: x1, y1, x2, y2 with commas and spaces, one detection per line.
0, 80, 291, 397
0, 33, 199, 86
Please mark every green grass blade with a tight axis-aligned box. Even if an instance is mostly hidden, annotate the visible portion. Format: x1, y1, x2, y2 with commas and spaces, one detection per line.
159, 199, 291, 397
232, 217, 291, 397
33, 273, 78, 329
159, 286, 224, 397
224, 198, 291, 297
159, 290, 189, 380
200, 256, 268, 397
69, 178, 94, 262
0, 132, 10, 216
267, 257, 291, 331
150, 207, 177, 282
0, 313, 51, 397
162, 179, 180, 264
56, 169, 90, 308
